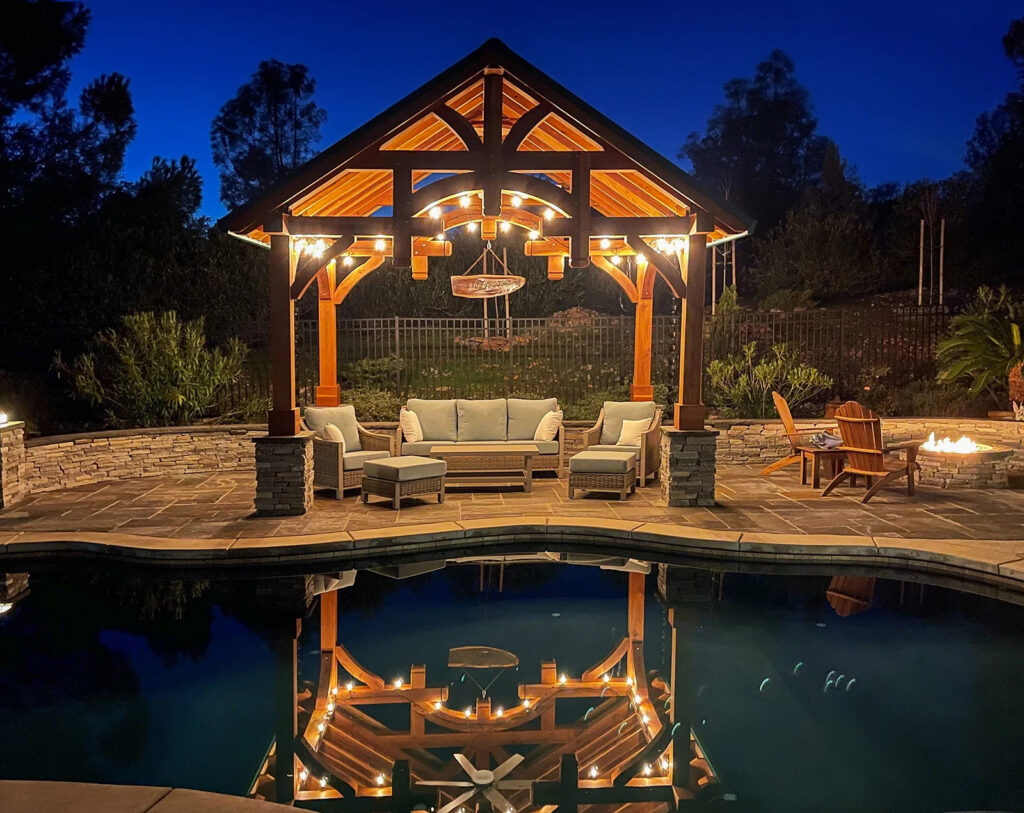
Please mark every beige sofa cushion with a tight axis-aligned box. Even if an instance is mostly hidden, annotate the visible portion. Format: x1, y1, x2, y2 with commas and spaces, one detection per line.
343, 450, 388, 470
507, 398, 558, 440
457, 398, 508, 441
407, 399, 457, 441
600, 401, 657, 445
304, 405, 361, 451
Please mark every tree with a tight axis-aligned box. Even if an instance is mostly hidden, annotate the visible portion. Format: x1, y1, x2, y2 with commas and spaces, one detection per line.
210, 60, 327, 209
681, 50, 827, 232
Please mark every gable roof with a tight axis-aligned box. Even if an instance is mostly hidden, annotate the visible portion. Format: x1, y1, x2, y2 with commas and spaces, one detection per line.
217, 38, 754, 243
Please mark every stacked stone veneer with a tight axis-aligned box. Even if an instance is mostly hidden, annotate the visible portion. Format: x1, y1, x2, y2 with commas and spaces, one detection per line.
19, 425, 264, 495
914, 447, 1013, 489
659, 428, 718, 507
0, 422, 26, 508
712, 418, 1024, 472
253, 433, 314, 516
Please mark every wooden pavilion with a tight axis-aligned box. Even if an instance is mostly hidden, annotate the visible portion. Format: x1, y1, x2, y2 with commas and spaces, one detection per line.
219, 39, 753, 436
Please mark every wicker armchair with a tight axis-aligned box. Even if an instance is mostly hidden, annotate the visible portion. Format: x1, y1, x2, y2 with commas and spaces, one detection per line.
302, 406, 395, 499
581, 402, 663, 485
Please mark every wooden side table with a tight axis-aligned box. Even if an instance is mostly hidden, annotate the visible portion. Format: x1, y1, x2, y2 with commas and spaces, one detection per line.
797, 445, 846, 489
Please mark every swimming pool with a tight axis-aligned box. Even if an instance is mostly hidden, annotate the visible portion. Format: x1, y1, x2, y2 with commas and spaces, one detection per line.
1, 562, 1022, 812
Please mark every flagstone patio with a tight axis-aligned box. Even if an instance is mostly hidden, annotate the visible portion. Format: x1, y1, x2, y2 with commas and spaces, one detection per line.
2, 465, 1024, 587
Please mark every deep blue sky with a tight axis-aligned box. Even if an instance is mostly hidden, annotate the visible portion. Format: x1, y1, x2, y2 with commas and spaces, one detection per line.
70, 0, 1020, 219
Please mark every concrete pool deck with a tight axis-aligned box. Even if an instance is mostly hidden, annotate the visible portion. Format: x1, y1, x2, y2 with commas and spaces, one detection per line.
1, 465, 1024, 591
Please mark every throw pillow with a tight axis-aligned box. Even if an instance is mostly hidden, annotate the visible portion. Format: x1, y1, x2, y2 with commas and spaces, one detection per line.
322, 423, 345, 447
534, 409, 564, 442
400, 407, 423, 443
617, 417, 649, 447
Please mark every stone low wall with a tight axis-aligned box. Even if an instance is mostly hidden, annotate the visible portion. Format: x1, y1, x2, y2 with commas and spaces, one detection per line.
21, 425, 265, 495
711, 417, 1024, 472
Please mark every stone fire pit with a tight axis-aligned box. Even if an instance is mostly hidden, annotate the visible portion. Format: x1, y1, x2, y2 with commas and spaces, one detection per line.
912, 433, 1013, 489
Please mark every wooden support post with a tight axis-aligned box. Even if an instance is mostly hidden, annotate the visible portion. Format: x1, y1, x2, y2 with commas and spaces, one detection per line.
627, 571, 645, 641
268, 234, 300, 435
668, 608, 694, 795
556, 753, 579, 813
630, 261, 654, 401
390, 761, 411, 813
482, 69, 503, 217
320, 588, 338, 693
315, 263, 340, 406
570, 153, 591, 269
674, 234, 707, 430
273, 618, 300, 804
392, 163, 413, 269
710, 245, 716, 315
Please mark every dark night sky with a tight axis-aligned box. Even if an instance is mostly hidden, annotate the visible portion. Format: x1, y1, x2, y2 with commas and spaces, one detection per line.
69, 0, 1020, 218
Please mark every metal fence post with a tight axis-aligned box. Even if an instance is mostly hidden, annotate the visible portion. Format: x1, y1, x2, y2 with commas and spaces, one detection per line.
838, 309, 846, 395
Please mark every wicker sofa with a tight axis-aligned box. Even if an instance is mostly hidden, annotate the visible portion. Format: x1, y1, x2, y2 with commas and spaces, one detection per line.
580, 401, 663, 485
302, 405, 396, 498
398, 397, 564, 477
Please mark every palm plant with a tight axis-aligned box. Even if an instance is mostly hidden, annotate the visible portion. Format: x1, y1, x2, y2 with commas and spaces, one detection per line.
936, 286, 1024, 407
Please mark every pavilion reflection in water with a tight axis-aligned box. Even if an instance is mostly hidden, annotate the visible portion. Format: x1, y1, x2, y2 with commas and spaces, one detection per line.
250, 561, 728, 812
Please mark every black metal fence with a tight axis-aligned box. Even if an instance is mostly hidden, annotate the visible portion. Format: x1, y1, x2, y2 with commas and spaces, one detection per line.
231, 306, 950, 409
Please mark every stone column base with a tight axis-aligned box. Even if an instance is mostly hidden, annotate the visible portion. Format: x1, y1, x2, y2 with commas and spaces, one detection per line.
659, 427, 718, 507
0, 421, 26, 509
254, 432, 314, 516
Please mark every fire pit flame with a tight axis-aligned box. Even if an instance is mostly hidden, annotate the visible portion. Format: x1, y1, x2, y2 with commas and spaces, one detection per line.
921, 432, 984, 454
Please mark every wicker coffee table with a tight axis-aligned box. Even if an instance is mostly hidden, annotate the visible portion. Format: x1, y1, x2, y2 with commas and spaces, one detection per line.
428, 443, 540, 492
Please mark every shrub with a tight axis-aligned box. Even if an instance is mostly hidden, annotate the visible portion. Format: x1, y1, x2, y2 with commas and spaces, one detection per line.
344, 387, 403, 422
936, 286, 1024, 407
341, 356, 404, 390
562, 385, 631, 421
758, 288, 816, 311
54, 311, 246, 428
707, 342, 833, 418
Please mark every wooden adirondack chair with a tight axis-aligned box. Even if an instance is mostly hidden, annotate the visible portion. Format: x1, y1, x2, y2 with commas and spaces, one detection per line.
759, 391, 835, 476
821, 401, 921, 503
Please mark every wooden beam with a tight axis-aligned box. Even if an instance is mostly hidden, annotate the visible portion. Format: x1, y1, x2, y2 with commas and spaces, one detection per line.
675, 235, 707, 430
268, 234, 299, 436
502, 102, 552, 152
625, 235, 685, 299
347, 150, 484, 171
273, 618, 300, 803
628, 572, 645, 642
315, 264, 340, 406
570, 152, 591, 268
432, 102, 484, 150
669, 608, 695, 792
345, 149, 637, 172
282, 215, 436, 238
631, 261, 655, 401
290, 236, 353, 300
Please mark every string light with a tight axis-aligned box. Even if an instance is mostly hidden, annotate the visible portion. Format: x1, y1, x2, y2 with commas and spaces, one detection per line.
626, 676, 634, 687
466, 222, 478, 233
602, 674, 610, 683
611, 255, 621, 266
589, 765, 599, 778
429, 206, 442, 219
464, 707, 472, 718
523, 699, 531, 709
320, 777, 328, 788
543, 208, 554, 220
559, 674, 568, 685
641, 713, 650, 724
317, 722, 325, 732
642, 763, 652, 776
299, 769, 309, 782
636, 253, 646, 265
599, 238, 611, 249
332, 687, 339, 696
435, 232, 445, 241
345, 681, 354, 691
495, 706, 504, 718
459, 195, 472, 208
376, 773, 386, 786
373, 239, 386, 252
434, 700, 442, 710
528, 229, 539, 240
510, 194, 523, 207
393, 678, 404, 689
500, 221, 511, 233
342, 256, 353, 267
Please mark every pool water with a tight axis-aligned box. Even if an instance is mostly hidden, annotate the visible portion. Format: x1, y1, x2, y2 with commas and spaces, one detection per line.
1, 564, 1023, 812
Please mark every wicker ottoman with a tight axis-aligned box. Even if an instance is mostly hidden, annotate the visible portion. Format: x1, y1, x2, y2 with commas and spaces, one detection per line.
568, 450, 637, 500
362, 456, 447, 509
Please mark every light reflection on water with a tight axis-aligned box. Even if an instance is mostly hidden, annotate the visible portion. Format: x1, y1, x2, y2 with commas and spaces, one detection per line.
0, 563, 1022, 812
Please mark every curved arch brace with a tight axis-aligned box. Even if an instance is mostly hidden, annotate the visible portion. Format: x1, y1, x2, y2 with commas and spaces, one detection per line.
502, 103, 552, 153
432, 103, 483, 150
411, 171, 575, 217
332, 255, 386, 305
591, 257, 638, 303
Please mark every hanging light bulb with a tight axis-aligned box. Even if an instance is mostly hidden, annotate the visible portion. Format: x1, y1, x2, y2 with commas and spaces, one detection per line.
636, 253, 646, 265
528, 229, 539, 240
467, 221, 478, 233
429, 206, 442, 219
626, 676, 634, 687
523, 698, 531, 709
599, 238, 611, 249
464, 707, 472, 718
345, 681, 354, 691
320, 777, 328, 789
602, 674, 610, 683
611, 255, 622, 266
331, 687, 339, 696
643, 763, 652, 776
543, 208, 554, 220
294, 238, 307, 254
342, 256, 353, 267
434, 700, 442, 711
374, 238, 386, 252
435, 232, 445, 241
559, 674, 568, 685
499, 221, 511, 233
317, 722, 325, 732
376, 773, 386, 786
299, 769, 309, 782
393, 678, 404, 689
495, 706, 504, 718
589, 765, 599, 778
510, 194, 523, 207
459, 195, 472, 208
